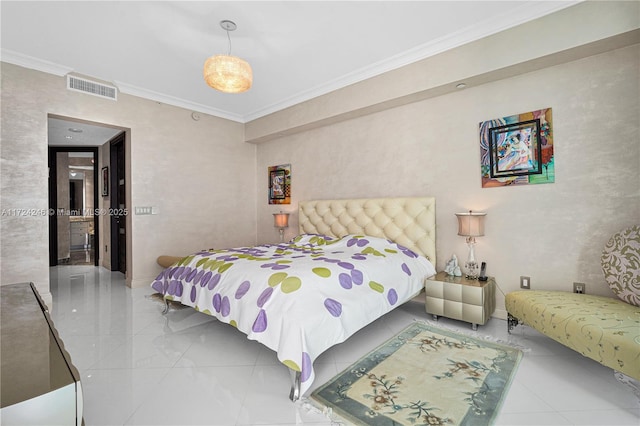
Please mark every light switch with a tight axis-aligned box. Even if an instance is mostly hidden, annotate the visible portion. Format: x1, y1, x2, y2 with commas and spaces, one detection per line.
135, 206, 152, 215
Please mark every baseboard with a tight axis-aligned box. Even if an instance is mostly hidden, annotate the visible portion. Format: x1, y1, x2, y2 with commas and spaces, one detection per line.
130, 276, 156, 289
493, 308, 508, 320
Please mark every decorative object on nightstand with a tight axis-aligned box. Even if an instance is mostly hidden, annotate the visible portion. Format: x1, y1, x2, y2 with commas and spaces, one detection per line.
444, 254, 462, 277
425, 271, 496, 330
455, 210, 486, 279
273, 211, 290, 242
478, 261, 488, 281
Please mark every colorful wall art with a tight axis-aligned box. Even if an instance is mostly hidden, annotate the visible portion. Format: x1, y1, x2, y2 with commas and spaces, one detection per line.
479, 108, 554, 188
268, 163, 291, 204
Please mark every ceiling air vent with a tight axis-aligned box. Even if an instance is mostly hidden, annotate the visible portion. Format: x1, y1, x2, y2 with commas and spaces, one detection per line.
67, 75, 117, 101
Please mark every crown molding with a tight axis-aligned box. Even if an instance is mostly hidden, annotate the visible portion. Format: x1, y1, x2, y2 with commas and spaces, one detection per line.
0, 49, 245, 123
113, 81, 246, 123
1, 49, 73, 76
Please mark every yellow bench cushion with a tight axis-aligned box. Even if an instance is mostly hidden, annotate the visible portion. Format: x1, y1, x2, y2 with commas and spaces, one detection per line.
506, 290, 640, 380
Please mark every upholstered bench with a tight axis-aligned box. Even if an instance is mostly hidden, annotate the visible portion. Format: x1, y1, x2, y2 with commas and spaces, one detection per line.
506, 290, 640, 380
506, 225, 640, 381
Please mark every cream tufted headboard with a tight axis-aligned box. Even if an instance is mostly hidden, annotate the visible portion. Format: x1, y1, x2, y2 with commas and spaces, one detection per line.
299, 197, 436, 264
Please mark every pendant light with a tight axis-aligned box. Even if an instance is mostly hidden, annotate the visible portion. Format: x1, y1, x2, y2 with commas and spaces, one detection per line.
203, 20, 253, 94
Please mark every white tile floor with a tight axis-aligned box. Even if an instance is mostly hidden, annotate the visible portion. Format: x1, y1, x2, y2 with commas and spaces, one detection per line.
49, 266, 640, 426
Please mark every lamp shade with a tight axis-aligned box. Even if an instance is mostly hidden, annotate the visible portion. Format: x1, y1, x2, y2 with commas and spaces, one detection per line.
455, 211, 486, 237
273, 212, 290, 229
203, 54, 252, 94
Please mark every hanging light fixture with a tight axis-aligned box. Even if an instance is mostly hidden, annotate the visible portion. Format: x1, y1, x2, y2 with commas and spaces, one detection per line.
203, 20, 253, 94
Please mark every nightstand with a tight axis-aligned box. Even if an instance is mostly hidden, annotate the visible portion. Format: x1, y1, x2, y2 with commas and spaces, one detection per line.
425, 271, 496, 330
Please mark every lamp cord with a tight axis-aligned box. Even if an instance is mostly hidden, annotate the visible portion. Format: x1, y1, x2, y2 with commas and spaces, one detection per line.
495, 282, 507, 298
226, 29, 232, 55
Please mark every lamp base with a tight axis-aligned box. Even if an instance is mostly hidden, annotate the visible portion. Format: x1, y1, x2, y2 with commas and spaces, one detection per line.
465, 238, 479, 280
465, 260, 480, 280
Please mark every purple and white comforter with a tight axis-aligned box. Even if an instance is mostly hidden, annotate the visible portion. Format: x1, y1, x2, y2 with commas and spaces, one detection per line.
151, 234, 436, 395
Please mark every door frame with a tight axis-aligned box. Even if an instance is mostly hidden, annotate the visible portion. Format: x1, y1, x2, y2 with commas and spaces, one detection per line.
48, 146, 100, 266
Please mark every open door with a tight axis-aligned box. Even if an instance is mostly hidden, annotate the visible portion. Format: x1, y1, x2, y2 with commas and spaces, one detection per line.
110, 133, 126, 274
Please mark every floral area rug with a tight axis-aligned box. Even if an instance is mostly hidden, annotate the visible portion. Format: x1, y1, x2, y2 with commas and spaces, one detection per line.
311, 322, 522, 425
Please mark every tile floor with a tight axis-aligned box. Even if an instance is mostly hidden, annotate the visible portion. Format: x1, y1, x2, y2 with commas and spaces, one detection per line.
49, 265, 639, 425
69, 248, 95, 266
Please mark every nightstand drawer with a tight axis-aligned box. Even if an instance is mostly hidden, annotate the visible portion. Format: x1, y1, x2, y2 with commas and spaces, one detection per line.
426, 280, 485, 305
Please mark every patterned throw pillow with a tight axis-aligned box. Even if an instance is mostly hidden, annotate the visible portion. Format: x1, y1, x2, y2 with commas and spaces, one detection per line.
601, 225, 640, 306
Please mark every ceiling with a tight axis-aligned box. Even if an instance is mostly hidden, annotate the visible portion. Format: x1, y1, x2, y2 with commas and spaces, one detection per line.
2, 1, 579, 146
48, 117, 124, 148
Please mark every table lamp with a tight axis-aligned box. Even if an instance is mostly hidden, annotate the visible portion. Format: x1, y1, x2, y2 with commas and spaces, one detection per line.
273, 211, 290, 243
455, 210, 486, 279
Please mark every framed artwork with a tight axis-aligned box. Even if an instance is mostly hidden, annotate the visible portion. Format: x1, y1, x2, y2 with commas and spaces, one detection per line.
479, 108, 554, 188
268, 164, 291, 204
101, 166, 109, 196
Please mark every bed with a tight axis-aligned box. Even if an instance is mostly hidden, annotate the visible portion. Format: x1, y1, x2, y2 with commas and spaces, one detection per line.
151, 197, 437, 400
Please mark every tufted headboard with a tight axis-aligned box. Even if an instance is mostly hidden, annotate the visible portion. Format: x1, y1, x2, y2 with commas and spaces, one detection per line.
298, 197, 436, 264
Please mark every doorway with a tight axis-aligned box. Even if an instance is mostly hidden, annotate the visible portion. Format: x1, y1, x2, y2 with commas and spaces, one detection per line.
47, 115, 128, 273
48, 147, 99, 266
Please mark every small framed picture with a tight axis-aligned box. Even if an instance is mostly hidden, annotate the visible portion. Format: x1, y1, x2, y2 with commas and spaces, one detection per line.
101, 166, 109, 196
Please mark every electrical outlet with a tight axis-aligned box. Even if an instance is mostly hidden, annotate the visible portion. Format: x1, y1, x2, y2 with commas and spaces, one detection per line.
520, 276, 530, 289
573, 282, 585, 294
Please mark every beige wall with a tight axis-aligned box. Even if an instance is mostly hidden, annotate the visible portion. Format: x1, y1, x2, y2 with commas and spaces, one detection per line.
256, 44, 640, 318
1, 63, 256, 304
